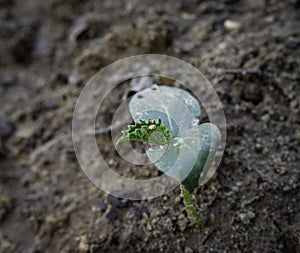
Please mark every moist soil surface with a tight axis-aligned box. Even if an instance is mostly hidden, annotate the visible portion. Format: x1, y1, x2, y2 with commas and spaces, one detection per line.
0, 0, 299, 252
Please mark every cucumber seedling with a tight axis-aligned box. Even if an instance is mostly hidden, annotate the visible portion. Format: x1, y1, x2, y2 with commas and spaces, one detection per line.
116, 84, 221, 227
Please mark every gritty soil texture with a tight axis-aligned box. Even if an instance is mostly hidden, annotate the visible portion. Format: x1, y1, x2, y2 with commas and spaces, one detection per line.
0, 0, 300, 252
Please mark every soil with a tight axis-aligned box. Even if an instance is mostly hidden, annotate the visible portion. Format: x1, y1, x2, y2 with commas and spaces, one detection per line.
0, 0, 300, 252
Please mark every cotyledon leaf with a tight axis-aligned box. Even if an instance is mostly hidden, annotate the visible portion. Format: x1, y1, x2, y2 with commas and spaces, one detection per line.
146, 123, 221, 193
159, 86, 201, 120
129, 85, 201, 135
181, 123, 221, 192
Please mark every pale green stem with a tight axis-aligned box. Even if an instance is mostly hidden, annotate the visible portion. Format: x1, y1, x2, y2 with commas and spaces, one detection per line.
180, 184, 203, 228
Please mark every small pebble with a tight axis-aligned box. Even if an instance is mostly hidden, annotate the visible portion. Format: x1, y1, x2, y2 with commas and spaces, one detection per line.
78, 234, 89, 253
108, 159, 114, 166
224, 20, 241, 31
146, 223, 153, 231
290, 99, 298, 109
239, 211, 256, 223
89, 186, 98, 194
181, 12, 196, 20
255, 143, 263, 153
232, 186, 239, 192
264, 16, 275, 24
209, 213, 215, 225
174, 196, 182, 204
275, 167, 287, 175
68, 73, 83, 86
45, 214, 67, 230
16, 122, 43, 139
236, 181, 243, 187
185, 247, 194, 253
261, 114, 270, 123
91, 206, 99, 213
99, 233, 108, 242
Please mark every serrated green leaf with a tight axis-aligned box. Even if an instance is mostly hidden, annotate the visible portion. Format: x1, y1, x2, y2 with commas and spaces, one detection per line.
116, 118, 171, 146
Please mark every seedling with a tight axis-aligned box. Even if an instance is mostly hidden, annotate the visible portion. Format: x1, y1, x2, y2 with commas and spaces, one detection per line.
116, 84, 221, 227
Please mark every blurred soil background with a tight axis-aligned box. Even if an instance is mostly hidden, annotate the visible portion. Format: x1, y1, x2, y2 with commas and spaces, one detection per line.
0, 0, 299, 252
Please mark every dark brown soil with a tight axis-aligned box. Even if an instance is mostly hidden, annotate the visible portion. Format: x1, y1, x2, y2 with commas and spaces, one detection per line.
0, 0, 299, 252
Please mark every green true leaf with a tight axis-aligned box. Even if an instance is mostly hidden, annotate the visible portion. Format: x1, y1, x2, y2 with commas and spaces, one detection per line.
116, 118, 171, 146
